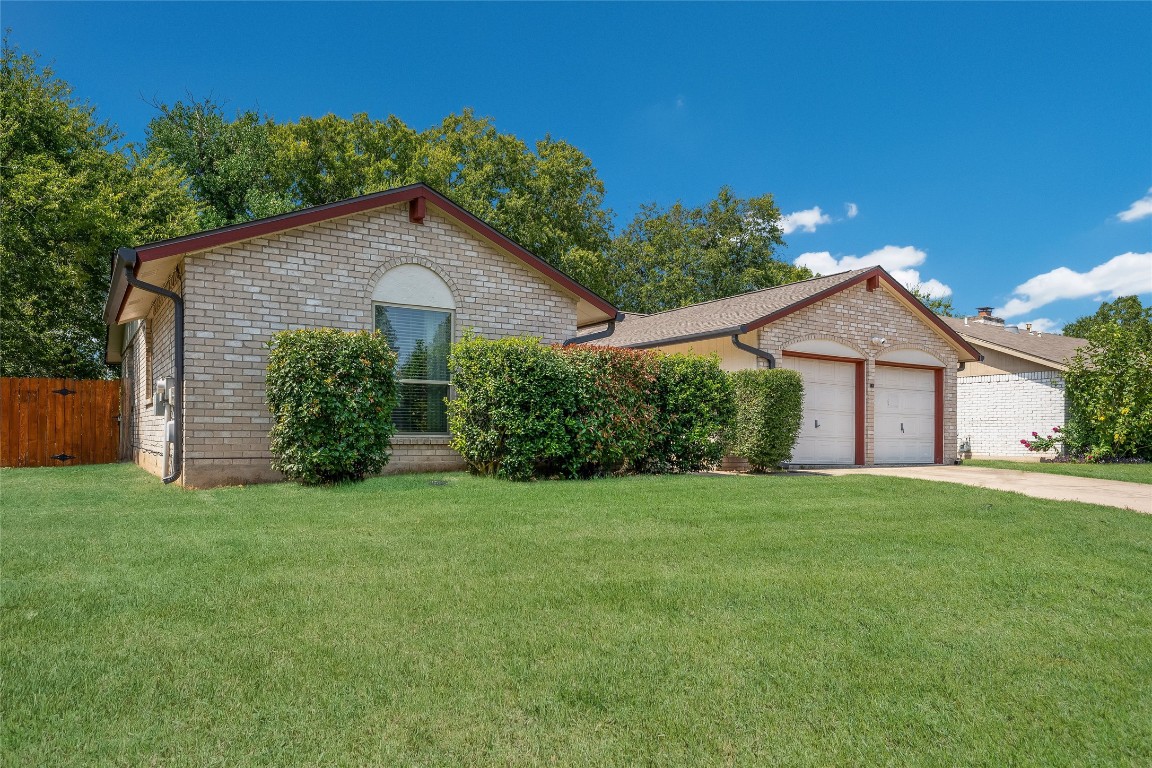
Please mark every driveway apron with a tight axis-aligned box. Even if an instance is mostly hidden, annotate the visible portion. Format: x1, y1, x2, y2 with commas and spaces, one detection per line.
804, 465, 1152, 513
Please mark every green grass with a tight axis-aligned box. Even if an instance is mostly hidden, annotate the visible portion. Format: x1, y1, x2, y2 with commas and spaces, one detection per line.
965, 458, 1152, 484
3, 464, 1151, 767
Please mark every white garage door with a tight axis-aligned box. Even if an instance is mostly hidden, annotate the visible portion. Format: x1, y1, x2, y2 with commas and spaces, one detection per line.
782, 356, 857, 464
874, 366, 936, 464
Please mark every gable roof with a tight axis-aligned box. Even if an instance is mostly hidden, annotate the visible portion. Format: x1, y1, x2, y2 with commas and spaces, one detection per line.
940, 317, 1088, 370
103, 182, 619, 327
585, 266, 981, 362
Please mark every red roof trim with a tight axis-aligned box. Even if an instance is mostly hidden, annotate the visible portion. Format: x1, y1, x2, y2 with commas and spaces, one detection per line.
128, 183, 617, 318
745, 266, 981, 361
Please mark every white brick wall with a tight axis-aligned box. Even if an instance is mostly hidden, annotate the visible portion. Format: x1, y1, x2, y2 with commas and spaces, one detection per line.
957, 371, 1068, 458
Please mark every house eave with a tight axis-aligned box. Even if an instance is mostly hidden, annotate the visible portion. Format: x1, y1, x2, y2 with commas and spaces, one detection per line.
961, 337, 1072, 371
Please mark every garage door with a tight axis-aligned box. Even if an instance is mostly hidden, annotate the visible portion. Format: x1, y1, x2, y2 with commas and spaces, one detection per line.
874, 365, 937, 463
782, 356, 858, 464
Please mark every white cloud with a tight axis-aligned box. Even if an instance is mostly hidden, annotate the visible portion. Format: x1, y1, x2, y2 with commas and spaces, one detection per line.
1020, 318, 1062, 334
794, 245, 952, 297
779, 206, 831, 235
996, 252, 1152, 318
779, 202, 859, 234
1117, 188, 1152, 222
910, 277, 953, 298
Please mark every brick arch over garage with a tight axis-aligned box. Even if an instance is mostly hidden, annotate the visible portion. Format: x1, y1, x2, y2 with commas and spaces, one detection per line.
874, 343, 947, 366
777, 334, 869, 360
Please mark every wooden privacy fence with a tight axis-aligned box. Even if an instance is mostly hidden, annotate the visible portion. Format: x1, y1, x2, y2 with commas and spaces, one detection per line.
1, 378, 120, 467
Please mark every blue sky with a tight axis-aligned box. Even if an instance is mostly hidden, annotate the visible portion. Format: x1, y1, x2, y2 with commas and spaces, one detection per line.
6, 1, 1151, 332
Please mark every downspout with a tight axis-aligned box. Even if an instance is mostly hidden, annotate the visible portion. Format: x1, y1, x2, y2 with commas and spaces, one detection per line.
563, 313, 623, 346
731, 332, 775, 368
116, 247, 184, 485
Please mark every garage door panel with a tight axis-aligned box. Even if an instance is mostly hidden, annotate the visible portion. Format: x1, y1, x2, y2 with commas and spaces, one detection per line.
782, 356, 858, 465
879, 389, 934, 415
874, 366, 936, 464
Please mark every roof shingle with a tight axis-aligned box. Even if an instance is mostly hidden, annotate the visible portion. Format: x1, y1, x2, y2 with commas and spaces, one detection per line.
584, 268, 874, 347
940, 317, 1088, 368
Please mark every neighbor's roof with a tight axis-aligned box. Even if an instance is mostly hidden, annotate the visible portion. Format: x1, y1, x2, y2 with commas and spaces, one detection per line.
583, 266, 981, 362
941, 317, 1088, 370
103, 182, 619, 329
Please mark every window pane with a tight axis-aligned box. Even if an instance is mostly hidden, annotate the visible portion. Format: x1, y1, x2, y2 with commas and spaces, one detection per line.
375, 306, 451, 381
393, 383, 449, 433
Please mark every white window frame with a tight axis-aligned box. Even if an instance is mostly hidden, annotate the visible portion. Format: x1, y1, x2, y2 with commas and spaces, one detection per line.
373, 301, 454, 435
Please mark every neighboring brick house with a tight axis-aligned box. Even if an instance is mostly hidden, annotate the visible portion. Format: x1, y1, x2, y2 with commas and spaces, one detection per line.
941, 310, 1088, 460
104, 184, 618, 488
580, 268, 982, 466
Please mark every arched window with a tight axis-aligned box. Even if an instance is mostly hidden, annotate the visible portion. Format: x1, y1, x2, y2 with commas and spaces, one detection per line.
373, 265, 456, 434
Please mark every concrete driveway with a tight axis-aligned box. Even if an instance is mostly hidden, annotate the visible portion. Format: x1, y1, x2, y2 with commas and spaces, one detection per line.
803, 465, 1152, 513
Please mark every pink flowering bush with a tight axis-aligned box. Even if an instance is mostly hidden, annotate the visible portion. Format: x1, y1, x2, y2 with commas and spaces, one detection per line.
1020, 426, 1066, 457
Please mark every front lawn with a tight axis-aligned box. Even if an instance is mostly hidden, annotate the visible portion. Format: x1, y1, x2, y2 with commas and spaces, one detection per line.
3, 464, 1150, 766
965, 458, 1152, 484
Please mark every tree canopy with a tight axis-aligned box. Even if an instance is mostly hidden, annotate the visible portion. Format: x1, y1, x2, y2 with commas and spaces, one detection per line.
562, 188, 811, 314
1064, 312, 1152, 460
147, 102, 811, 314
145, 98, 291, 229
146, 102, 613, 269
909, 285, 956, 317
1060, 296, 1151, 460
1062, 296, 1150, 340
0, 39, 197, 378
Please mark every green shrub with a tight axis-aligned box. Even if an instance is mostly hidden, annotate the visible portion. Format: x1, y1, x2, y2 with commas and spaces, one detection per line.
447, 333, 576, 481
266, 328, 397, 485
560, 345, 658, 477
1064, 320, 1152, 460
728, 369, 804, 471
447, 336, 733, 480
637, 353, 735, 473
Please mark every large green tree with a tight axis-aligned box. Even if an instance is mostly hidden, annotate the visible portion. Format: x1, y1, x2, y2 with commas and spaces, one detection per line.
1062, 296, 1150, 340
0, 40, 198, 378
147, 104, 612, 269
1064, 315, 1152, 460
146, 98, 291, 229
567, 188, 811, 314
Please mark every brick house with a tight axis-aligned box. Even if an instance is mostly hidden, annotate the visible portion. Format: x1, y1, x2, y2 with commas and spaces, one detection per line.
578, 268, 982, 466
104, 184, 618, 487
941, 311, 1088, 459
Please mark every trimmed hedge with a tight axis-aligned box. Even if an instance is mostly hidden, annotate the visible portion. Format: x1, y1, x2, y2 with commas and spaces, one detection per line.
637, 352, 736, 474
267, 328, 398, 485
728, 369, 804, 471
446, 334, 575, 481
447, 334, 733, 480
562, 345, 659, 477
